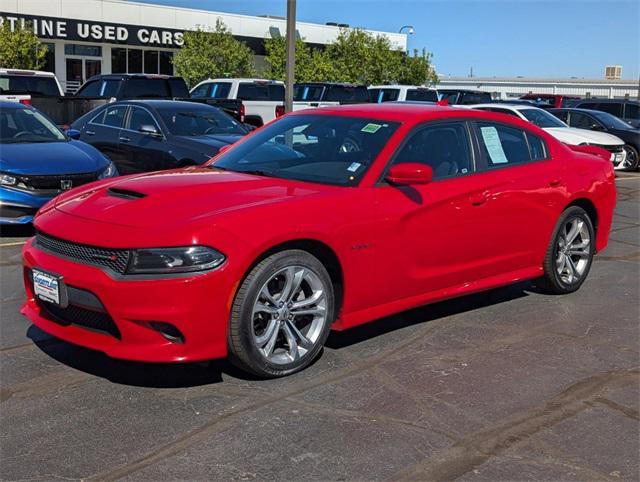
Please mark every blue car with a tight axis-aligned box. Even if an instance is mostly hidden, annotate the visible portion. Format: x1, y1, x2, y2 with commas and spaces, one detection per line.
0, 101, 117, 225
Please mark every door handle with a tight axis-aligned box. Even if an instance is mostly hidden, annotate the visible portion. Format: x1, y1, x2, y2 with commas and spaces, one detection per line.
469, 192, 489, 206
119, 136, 131, 143
85, 130, 95, 136
549, 179, 562, 187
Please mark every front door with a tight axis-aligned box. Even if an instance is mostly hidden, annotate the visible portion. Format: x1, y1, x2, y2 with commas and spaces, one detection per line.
118, 106, 167, 173
372, 120, 497, 304
65, 58, 102, 93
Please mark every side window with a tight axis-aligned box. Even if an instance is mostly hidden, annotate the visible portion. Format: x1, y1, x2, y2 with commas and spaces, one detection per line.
568, 112, 595, 129
392, 122, 473, 180
624, 103, 639, 120
89, 108, 106, 125
525, 132, 548, 161
553, 111, 568, 123
405, 89, 438, 102
102, 105, 127, 128
128, 107, 157, 132
594, 103, 623, 117
190, 83, 211, 98
476, 122, 532, 168
75, 80, 101, 98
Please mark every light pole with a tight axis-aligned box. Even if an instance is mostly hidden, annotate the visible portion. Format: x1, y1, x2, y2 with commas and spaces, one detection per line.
285, 0, 296, 113
398, 25, 414, 34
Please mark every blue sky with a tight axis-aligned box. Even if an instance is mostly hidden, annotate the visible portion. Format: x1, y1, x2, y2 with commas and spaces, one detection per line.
132, 0, 640, 79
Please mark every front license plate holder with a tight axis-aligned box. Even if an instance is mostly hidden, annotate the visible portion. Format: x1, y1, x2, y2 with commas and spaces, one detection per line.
32, 268, 68, 308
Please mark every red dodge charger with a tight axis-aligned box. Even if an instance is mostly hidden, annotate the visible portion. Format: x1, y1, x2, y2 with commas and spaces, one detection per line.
22, 104, 616, 377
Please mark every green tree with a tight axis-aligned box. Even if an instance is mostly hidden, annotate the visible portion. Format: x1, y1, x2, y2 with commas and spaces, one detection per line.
0, 21, 47, 70
264, 35, 334, 82
173, 19, 255, 87
397, 48, 438, 85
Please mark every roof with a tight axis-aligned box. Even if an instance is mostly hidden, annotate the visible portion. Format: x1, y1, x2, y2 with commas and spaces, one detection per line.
205, 78, 284, 84
439, 76, 639, 85
471, 103, 543, 112
86, 74, 179, 81
0, 69, 56, 77
294, 82, 367, 88
0, 100, 27, 108
111, 100, 220, 109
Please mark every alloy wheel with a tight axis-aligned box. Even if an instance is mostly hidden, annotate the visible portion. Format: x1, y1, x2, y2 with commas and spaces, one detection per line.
251, 266, 327, 365
555, 217, 591, 285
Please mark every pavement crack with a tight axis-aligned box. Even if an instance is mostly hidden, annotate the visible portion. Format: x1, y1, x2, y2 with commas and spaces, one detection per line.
388, 369, 639, 481
591, 396, 639, 421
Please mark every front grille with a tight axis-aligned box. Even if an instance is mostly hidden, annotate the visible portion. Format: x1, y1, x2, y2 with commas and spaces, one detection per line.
17, 172, 97, 191
38, 300, 121, 339
593, 144, 624, 154
35, 231, 131, 275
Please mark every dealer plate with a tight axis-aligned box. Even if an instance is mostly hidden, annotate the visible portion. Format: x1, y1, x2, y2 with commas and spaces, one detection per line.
32, 269, 67, 307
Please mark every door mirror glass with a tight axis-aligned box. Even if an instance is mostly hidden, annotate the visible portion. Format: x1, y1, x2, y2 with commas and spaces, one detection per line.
65, 129, 81, 140
590, 123, 604, 131
386, 163, 433, 186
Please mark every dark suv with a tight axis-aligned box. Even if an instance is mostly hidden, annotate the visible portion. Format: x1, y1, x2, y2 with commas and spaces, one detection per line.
74, 74, 190, 100
438, 89, 492, 105
565, 99, 639, 128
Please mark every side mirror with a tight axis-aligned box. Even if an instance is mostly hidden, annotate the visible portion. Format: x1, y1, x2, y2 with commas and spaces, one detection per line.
590, 124, 604, 131
386, 163, 433, 186
65, 129, 81, 140
243, 123, 256, 132
139, 124, 161, 137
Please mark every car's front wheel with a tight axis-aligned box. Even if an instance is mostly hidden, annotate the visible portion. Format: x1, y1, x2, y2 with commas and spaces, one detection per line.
537, 206, 595, 294
622, 144, 639, 171
228, 250, 335, 378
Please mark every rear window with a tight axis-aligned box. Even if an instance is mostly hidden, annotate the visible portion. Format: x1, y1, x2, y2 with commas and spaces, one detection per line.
191, 82, 232, 99
325, 85, 369, 103
581, 102, 623, 117
122, 78, 170, 99
75, 79, 119, 98
0, 75, 60, 97
168, 78, 189, 98
461, 91, 492, 104
368, 88, 399, 103
405, 89, 438, 102
237, 83, 285, 101
294, 85, 325, 102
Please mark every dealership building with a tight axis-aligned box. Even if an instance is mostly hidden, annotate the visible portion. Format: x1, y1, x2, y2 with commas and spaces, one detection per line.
0, 0, 407, 93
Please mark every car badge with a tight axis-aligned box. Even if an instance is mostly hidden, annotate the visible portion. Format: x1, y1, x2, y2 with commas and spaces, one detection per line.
60, 179, 73, 190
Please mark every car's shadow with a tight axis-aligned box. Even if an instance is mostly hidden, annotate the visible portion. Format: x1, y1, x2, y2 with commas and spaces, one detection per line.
28, 280, 537, 388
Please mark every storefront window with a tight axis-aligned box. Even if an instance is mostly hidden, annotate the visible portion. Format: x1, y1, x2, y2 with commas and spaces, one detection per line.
64, 44, 102, 57
128, 49, 143, 73
144, 50, 159, 74
111, 48, 127, 74
43, 43, 55, 73
160, 51, 173, 75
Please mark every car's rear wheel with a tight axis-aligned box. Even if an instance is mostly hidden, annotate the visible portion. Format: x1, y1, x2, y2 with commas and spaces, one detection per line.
537, 206, 595, 294
228, 250, 335, 378
622, 144, 639, 171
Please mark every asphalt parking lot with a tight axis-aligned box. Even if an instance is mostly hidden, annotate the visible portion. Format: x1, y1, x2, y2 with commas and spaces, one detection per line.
1, 173, 638, 481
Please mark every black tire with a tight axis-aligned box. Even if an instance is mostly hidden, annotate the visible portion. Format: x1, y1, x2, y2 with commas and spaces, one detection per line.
537, 206, 595, 294
227, 250, 335, 378
622, 144, 639, 171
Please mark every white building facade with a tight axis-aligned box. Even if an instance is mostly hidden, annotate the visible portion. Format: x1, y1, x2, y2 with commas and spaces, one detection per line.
436, 76, 640, 100
0, 0, 407, 92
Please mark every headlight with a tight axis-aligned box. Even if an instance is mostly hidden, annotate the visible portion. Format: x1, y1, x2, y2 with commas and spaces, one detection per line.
127, 246, 225, 274
1, 173, 18, 186
98, 161, 118, 179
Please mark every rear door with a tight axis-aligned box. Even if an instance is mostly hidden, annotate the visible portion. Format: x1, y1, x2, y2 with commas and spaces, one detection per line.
117, 106, 167, 173
471, 121, 566, 272
80, 104, 128, 167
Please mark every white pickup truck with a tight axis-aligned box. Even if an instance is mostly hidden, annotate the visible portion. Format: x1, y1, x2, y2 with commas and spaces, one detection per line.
368, 84, 439, 103
0, 69, 64, 103
190, 78, 285, 127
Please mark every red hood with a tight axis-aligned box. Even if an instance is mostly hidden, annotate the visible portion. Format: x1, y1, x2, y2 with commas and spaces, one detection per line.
54, 168, 337, 229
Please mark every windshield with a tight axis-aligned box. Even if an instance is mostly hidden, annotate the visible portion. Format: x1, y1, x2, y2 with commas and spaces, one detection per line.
590, 110, 635, 130
159, 108, 246, 136
214, 114, 400, 186
0, 107, 66, 143
520, 109, 566, 128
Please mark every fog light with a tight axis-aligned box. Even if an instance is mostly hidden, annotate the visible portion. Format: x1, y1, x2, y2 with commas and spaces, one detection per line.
149, 322, 185, 344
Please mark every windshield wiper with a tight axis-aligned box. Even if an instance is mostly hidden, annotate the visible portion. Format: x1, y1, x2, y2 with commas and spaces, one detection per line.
237, 169, 276, 178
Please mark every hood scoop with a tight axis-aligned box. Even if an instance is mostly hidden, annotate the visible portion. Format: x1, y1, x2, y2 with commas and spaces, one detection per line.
107, 187, 147, 200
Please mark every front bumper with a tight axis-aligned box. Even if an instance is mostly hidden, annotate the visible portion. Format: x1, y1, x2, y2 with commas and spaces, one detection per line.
0, 187, 52, 225
21, 237, 235, 362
